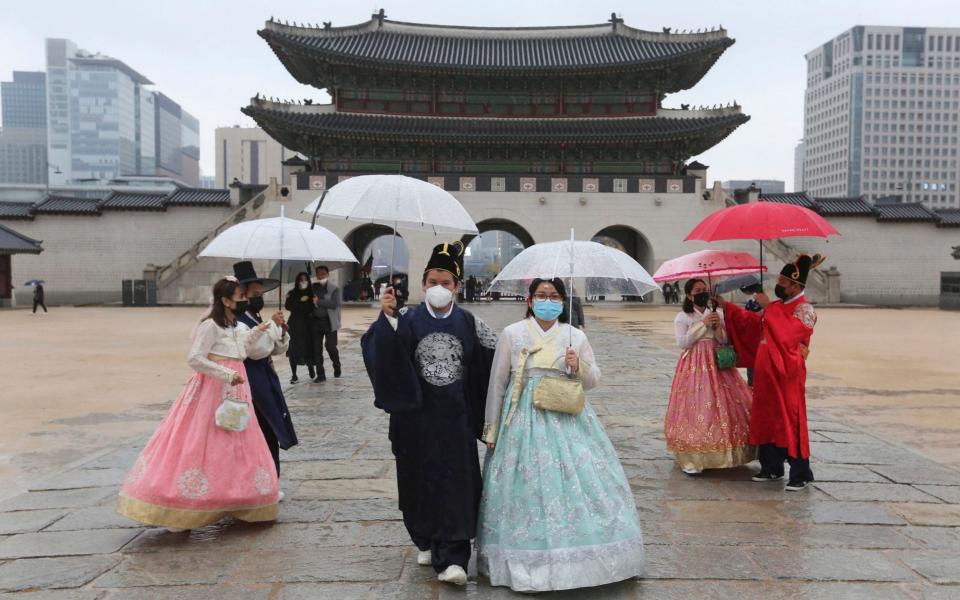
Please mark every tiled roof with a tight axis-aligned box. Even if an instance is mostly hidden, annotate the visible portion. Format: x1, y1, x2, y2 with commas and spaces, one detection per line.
167, 188, 232, 206
243, 104, 750, 146
33, 196, 102, 216
100, 191, 168, 211
935, 209, 960, 227
0, 201, 35, 220
815, 197, 874, 216
874, 202, 937, 222
260, 18, 733, 73
759, 192, 816, 209
0, 223, 43, 254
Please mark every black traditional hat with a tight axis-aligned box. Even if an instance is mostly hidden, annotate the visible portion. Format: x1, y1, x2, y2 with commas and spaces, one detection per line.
780, 253, 826, 287
232, 261, 280, 293
424, 241, 465, 281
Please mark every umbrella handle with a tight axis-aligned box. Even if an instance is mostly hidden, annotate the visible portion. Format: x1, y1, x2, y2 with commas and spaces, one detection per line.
310, 190, 327, 230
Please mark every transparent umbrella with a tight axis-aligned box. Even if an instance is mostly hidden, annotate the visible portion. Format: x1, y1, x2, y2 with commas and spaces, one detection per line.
488, 230, 658, 343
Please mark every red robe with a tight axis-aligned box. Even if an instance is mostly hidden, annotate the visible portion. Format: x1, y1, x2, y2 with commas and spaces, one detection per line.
724, 296, 817, 459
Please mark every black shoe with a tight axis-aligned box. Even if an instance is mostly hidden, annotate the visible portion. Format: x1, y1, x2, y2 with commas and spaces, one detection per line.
751, 472, 784, 483
785, 480, 809, 491
308, 369, 316, 379
313, 375, 326, 383
290, 375, 298, 384
334, 366, 342, 378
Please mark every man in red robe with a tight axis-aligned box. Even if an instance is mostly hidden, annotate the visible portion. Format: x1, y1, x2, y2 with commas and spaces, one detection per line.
716, 254, 825, 491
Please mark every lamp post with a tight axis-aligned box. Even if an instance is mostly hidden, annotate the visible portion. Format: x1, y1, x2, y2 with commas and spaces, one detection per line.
45, 163, 62, 196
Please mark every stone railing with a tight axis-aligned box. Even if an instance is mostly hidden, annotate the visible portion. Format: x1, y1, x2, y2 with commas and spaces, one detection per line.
154, 191, 267, 290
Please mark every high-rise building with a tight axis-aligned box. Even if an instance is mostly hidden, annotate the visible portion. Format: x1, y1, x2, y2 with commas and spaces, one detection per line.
1, 71, 48, 184
215, 126, 296, 187
41, 38, 199, 186
803, 26, 960, 209
794, 140, 805, 192
2, 71, 47, 129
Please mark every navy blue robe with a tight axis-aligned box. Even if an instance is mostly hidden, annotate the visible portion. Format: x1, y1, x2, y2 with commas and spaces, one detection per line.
236, 313, 298, 451
361, 304, 497, 542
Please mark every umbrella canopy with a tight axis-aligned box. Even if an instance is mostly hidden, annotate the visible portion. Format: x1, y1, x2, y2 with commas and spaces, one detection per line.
302, 174, 478, 235
487, 239, 658, 298
199, 208, 358, 266
23, 279, 45, 286
713, 273, 777, 295
685, 202, 840, 242
268, 260, 321, 284
653, 249, 767, 283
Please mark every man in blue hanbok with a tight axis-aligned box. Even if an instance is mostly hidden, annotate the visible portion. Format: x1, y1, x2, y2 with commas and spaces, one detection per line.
361, 242, 497, 586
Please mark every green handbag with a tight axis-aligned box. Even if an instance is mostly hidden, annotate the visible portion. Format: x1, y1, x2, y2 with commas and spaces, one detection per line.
715, 345, 738, 370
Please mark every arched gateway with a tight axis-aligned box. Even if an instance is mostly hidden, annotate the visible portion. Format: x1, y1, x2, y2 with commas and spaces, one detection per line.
249, 12, 749, 302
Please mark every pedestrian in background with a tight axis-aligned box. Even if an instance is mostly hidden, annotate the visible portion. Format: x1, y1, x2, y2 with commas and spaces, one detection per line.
285, 272, 315, 384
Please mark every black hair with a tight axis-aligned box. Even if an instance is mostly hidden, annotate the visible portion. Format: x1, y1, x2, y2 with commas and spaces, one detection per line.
525, 278, 569, 323
681, 278, 707, 314
204, 278, 242, 328
315, 265, 329, 274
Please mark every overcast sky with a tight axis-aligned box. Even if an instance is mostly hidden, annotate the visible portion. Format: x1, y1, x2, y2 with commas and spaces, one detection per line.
2, 0, 955, 189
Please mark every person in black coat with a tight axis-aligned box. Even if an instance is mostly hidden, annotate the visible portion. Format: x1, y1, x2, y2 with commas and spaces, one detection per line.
234, 262, 299, 480
285, 272, 316, 384
33, 283, 47, 314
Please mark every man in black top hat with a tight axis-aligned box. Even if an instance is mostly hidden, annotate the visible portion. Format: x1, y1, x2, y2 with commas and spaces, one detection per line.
233, 261, 298, 482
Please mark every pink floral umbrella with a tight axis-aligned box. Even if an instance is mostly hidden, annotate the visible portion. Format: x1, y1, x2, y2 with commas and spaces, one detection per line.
653, 249, 767, 283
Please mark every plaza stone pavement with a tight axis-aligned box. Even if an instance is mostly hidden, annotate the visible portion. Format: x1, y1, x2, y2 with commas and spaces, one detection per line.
1, 306, 959, 599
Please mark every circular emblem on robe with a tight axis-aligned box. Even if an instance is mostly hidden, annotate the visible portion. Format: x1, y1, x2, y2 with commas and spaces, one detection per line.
177, 468, 209, 499
415, 332, 464, 387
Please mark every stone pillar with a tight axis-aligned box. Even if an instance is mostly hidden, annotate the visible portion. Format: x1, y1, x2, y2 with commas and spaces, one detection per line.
825, 266, 841, 304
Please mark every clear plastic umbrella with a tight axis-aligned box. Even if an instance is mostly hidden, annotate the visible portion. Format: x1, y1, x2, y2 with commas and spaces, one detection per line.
302, 174, 478, 278
199, 206, 358, 308
488, 230, 658, 343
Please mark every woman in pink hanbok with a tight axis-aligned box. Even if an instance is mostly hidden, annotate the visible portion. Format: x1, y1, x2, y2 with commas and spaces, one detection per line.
117, 277, 281, 531
664, 279, 756, 474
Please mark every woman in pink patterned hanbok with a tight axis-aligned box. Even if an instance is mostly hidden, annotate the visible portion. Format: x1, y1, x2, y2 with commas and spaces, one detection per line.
664, 279, 756, 474
117, 277, 280, 530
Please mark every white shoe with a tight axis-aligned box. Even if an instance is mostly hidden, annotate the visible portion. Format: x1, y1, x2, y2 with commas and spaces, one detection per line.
416, 549, 432, 566
278, 491, 285, 502
438, 565, 467, 586
681, 466, 702, 475
165, 527, 188, 533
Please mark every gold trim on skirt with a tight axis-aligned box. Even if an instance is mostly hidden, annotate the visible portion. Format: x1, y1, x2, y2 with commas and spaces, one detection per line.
672, 445, 757, 472
116, 494, 278, 529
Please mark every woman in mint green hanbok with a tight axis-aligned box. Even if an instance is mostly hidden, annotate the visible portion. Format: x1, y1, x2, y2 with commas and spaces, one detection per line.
477, 278, 644, 592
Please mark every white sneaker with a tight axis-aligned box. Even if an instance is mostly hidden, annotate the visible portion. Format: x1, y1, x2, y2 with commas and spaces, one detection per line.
438, 565, 467, 586
681, 466, 702, 475
165, 527, 188, 533
416, 549, 432, 566
278, 491, 285, 502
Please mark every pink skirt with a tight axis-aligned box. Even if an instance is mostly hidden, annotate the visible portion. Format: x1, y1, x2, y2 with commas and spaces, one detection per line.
117, 360, 279, 529
665, 339, 756, 471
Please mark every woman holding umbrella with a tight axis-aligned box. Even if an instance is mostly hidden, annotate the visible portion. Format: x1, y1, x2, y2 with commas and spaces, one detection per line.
665, 278, 755, 474
285, 271, 315, 384
477, 277, 644, 592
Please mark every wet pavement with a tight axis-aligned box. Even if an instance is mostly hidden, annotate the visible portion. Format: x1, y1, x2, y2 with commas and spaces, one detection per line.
1, 304, 959, 598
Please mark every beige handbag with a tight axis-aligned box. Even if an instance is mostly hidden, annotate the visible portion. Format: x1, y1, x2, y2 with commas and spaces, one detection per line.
533, 356, 585, 416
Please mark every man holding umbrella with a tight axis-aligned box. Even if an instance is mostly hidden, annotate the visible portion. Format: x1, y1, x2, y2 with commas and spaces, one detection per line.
361, 241, 498, 586
715, 254, 824, 491
232, 261, 298, 483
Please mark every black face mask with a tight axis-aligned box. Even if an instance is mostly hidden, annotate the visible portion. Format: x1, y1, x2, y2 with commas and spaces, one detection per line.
693, 292, 710, 308
232, 300, 248, 315
774, 285, 790, 301
247, 296, 264, 314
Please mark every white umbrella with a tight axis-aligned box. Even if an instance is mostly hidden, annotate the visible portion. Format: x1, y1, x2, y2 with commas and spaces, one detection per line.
302, 174, 478, 278
488, 230, 658, 343
199, 206, 357, 307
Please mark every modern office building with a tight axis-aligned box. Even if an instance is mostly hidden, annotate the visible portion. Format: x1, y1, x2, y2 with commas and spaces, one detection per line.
803, 26, 960, 208
2, 71, 47, 129
794, 140, 805, 192
0, 71, 48, 184
214, 126, 297, 188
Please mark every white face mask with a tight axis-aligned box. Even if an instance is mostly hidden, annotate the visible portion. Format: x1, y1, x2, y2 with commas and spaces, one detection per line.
424, 285, 454, 309
317, 278, 328, 285
298, 281, 308, 289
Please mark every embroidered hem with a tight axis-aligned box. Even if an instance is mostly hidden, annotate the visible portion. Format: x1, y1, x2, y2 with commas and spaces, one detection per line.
478, 534, 644, 592
670, 445, 757, 471
116, 494, 278, 529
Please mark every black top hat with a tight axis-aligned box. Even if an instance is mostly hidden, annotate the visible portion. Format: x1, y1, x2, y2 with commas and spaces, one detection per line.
232, 261, 280, 293
424, 241, 465, 282
779, 253, 826, 288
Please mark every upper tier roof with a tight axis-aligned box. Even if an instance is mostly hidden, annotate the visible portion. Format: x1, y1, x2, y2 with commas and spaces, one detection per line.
260, 14, 733, 87
242, 100, 749, 148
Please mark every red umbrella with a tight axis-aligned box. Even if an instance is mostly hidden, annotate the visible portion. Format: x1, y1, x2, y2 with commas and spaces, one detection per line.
685, 202, 840, 242
653, 249, 766, 282
684, 202, 840, 281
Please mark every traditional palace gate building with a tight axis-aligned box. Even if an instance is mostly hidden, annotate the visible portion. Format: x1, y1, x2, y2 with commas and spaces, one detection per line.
245, 11, 750, 300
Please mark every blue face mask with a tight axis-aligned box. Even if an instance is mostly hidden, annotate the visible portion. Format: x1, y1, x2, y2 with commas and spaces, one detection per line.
532, 299, 564, 322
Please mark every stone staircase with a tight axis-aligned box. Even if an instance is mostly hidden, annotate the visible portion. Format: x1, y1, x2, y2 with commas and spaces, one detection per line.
153, 189, 272, 304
